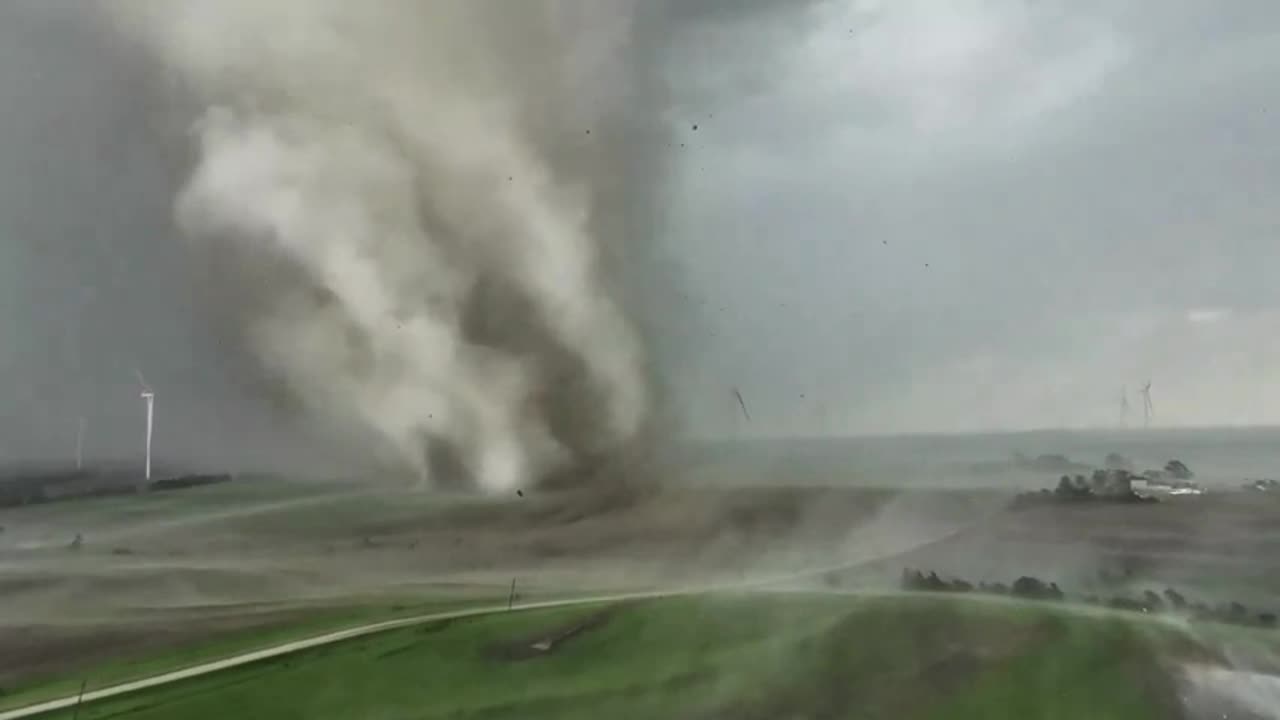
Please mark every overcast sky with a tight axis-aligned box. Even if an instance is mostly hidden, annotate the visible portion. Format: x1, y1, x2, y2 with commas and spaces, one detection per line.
2, 1, 1279, 467
658, 0, 1280, 436
0, 0, 319, 468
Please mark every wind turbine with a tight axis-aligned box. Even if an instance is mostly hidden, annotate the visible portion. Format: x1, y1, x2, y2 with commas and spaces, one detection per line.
75, 416, 86, 471
136, 370, 155, 480
1119, 386, 1130, 428
1139, 381, 1153, 428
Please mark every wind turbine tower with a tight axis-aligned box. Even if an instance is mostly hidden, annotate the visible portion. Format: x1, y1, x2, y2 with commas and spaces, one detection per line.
1119, 386, 1130, 428
136, 371, 155, 480
75, 416, 86, 471
1140, 381, 1153, 428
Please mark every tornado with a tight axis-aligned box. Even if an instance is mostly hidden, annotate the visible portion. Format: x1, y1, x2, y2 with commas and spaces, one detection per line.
104, 1, 657, 492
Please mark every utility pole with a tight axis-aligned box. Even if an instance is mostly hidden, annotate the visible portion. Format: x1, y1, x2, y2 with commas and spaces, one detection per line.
72, 679, 87, 720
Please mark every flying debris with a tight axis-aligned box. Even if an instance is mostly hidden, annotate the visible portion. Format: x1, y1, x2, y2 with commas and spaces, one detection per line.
732, 387, 751, 422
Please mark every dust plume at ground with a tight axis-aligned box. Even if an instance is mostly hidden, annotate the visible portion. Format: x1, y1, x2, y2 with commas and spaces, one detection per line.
102, 1, 664, 492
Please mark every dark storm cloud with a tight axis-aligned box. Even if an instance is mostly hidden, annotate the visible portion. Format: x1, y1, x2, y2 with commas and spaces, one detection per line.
0, 1, 820, 472
4, 0, 1277, 463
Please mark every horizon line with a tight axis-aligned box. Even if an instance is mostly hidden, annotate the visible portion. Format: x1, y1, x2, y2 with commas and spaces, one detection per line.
689, 423, 1280, 443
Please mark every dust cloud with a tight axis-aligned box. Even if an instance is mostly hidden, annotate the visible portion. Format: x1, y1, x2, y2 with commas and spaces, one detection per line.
103, 1, 657, 492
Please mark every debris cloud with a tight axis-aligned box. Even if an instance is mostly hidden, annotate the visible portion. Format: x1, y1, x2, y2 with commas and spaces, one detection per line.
104, 1, 656, 492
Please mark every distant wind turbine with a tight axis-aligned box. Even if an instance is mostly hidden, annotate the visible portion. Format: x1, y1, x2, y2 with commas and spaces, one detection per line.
1140, 381, 1153, 428
136, 370, 155, 480
1119, 386, 1130, 428
75, 416, 86, 471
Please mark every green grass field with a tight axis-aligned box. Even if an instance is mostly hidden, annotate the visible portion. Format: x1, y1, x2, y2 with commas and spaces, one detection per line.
29, 594, 1220, 720
0, 596, 494, 714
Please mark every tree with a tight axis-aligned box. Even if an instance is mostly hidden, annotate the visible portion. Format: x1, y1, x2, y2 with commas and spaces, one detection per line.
1055, 475, 1074, 497
1164, 460, 1194, 480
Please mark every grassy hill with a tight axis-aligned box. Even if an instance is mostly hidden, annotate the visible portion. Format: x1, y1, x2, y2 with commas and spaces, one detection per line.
41, 594, 1225, 720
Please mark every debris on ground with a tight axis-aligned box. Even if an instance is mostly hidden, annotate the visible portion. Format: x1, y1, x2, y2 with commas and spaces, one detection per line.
488, 606, 620, 661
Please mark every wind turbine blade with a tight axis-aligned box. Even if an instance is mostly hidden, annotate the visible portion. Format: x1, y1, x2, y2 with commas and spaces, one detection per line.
134, 369, 153, 393
732, 387, 751, 422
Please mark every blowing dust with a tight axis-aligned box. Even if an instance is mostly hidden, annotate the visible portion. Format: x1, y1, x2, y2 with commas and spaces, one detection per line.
104, 1, 657, 492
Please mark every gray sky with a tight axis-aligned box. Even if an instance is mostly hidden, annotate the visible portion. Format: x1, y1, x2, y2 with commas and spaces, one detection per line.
0, 1, 320, 469
1, 1, 1279, 468
658, 0, 1280, 436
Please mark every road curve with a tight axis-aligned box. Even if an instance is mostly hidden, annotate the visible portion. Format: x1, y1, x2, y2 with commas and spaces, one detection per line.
0, 506, 998, 719
0, 590, 680, 720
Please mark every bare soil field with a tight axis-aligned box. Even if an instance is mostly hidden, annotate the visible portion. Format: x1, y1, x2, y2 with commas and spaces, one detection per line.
2, 477, 1278, 691
0, 606, 308, 691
